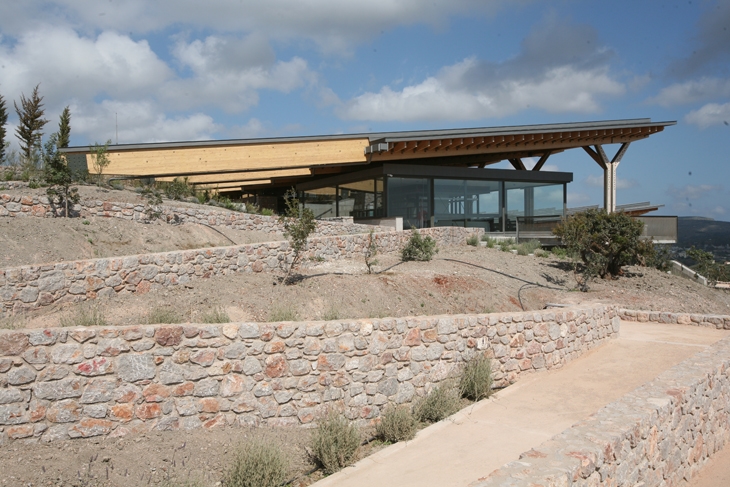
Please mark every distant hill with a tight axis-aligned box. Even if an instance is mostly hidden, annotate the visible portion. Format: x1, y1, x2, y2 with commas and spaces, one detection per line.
677, 217, 730, 248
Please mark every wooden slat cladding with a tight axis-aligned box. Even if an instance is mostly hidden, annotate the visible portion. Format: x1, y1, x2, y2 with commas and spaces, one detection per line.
79, 139, 369, 177
156, 168, 312, 184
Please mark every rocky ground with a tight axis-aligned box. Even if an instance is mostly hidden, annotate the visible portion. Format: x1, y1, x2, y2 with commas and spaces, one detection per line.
1, 186, 729, 486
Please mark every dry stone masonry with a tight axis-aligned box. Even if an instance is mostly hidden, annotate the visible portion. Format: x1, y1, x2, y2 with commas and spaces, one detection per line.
620, 308, 730, 329
472, 319, 730, 487
0, 305, 619, 444
0, 193, 391, 237
0, 226, 475, 314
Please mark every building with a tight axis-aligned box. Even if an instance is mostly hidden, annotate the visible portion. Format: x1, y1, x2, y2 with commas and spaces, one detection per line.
63, 118, 675, 238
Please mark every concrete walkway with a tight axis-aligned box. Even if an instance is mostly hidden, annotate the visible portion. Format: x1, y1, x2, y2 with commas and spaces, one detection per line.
313, 321, 729, 487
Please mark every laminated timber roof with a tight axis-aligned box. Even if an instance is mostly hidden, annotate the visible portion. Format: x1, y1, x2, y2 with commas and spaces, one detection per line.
62, 118, 675, 192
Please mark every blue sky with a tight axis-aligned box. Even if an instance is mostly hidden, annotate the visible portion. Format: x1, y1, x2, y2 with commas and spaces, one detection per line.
0, 0, 729, 221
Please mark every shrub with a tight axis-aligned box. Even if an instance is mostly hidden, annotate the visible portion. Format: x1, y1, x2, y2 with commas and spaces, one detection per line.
459, 354, 494, 402
687, 246, 730, 284
260, 208, 274, 216
310, 412, 360, 475
364, 229, 379, 274
279, 189, 317, 284
322, 306, 341, 321
164, 177, 196, 201
268, 306, 298, 322
223, 439, 289, 487
376, 405, 417, 443
551, 246, 568, 259
60, 305, 107, 328
481, 235, 497, 248
402, 228, 438, 261
516, 239, 541, 256
553, 209, 650, 280
413, 383, 460, 423
201, 307, 230, 324
466, 234, 479, 247
147, 307, 183, 324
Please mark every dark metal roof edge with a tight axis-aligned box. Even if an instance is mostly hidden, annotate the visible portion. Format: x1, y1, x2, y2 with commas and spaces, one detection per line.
61, 118, 676, 153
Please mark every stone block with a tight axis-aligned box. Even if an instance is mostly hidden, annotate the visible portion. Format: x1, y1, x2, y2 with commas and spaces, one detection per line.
0, 332, 30, 356
80, 379, 117, 404
116, 354, 156, 382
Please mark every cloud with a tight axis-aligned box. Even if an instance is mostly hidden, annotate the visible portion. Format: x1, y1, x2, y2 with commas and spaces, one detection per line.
72, 100, 221, 144
567, 192, 591, 206
0, 26, 171, 106
338, 19, 624, 122
685, 102, 730, 129
666, 1, 730, 78
584, 174, 638, 190
0, 0, 515, 54
667, 184, 724, 201
648, 77, 730, 107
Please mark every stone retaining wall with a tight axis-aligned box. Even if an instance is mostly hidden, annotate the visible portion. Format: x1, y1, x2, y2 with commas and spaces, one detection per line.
620, 308, 730, 329
0, 305, 619, 444
0, 193, 389, 237
0, 226, 475, 314
473, 315, 730, 487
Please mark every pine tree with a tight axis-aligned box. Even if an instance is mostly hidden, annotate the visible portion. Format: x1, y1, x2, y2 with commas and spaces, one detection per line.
0, 91, 8, 162
14, 84, 48, 160
57, 106, 71, 149
44, 133, 79, 217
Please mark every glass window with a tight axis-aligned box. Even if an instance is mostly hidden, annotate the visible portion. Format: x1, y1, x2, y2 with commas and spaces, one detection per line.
505, 182, 564, 231
302, 187, 337, 219
339, 179, 383, 218
387, 177, 430, 228
433, 179, 501, 231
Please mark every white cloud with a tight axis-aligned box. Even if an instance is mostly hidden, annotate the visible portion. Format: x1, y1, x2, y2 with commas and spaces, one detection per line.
685, 102, 730, 129
0, 26, 171, 106
338, 19, 624, 122
567, 193, 591, 206
0, 0, 514, 54
73, 100, 220, 145
667, 184, 724, 201
648, 77, 730, 107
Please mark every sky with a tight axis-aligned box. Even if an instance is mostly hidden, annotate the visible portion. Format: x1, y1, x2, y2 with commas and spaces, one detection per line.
0, 0, 729, 221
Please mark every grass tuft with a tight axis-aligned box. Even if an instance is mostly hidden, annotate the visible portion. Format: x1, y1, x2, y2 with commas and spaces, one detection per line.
459, 353, 494, 402
310, 412, 361, 475
147, 307, 183, 324
60, 304, 107, 327
200, 307, 230, 324
376, 405, 417, 443
413, 382, 460, 423
268, 306, 299, 322
223, 439, 289, 487
466, 234, 479, 247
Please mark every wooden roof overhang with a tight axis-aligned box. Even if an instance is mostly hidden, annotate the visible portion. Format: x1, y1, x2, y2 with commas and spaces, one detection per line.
61, 118, 675, 192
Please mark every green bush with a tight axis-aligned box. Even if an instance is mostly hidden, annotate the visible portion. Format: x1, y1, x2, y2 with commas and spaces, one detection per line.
376, 405, 417, 443
516, 239, 541, 256
687, 246, 730, 284
223, 439, 289, 487
459, 354, 494, 402
466, 234, 479, 247
279, 189, 317, 284
60, 305, 107, 328
413, 383, 460, 423
481, 235, 497, 248
201, 307, 230, 324
310, 412, 361, 475
402, 229, 438, 261
551, 246, 568, 259
147, 307, 183, 324
260, 208, 274, 216
553, 209, 650, 280
164, 177, 196, 201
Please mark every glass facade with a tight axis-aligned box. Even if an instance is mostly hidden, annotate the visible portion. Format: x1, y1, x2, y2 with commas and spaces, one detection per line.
301, 171, 566, 233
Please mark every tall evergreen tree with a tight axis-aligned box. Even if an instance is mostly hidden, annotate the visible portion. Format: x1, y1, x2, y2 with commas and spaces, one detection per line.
57, 106, 71, 149
14, 84, 48, 159
0, 91, 8, 162
44, 133, 78, 217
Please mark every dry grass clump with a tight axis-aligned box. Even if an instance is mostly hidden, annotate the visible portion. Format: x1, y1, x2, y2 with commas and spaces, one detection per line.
310, 412, 361, 475
376, 405, 417, 443
60, 304, 107, 327
146, 307, 183, 324
413, 382, 460, 423
223, 439, 289, 487
200, 307, 230, 324
268, 305, 299, 322
459, 353, 494, 402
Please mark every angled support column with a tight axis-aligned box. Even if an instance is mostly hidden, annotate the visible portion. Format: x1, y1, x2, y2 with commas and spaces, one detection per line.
582, 142, 630, 213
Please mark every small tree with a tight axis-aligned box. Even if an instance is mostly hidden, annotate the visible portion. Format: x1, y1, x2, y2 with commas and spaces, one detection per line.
57, 106, 71, 149
0, 90, 7, 163
14, 84, 48, 160
687, 247, 730, 284
279, 189, 317, 284
553, 209, 649, 287
44, 133, 79, 217
364, 229, 379, 274
402, 228, 438, 262
89, 139, 112, 185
